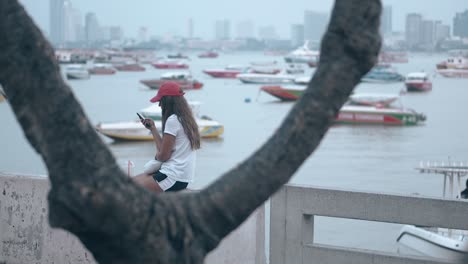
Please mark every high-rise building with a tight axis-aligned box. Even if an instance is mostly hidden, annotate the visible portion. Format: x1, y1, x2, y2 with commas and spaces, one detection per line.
215, 20, 230, 40
405, 13, 422, 48
188, 18, 194, 39
138, 27, 148, 43
303, 10, 328, 42
85, 12, 101, 44
420, 20, 435, 48
453, 10, 468, 38
236, 20, 255, 39
258, 26, 278, 40
50, 0, 67, 46
290, 24, 304, 48
109, 26, 124, 41
434, 21, 450, 42
381, 5, 393, 36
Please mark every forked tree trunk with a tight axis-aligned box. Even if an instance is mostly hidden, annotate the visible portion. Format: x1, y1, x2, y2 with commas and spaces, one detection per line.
0, 0, 381, 263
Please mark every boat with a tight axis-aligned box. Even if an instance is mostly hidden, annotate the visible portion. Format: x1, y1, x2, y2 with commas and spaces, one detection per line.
335, 93, 426, 126
140, 72, 203, 90
260, 85, 306, 101
405, 72, 432, 92
203, 65, 249, 79
95, 102, 224, 141
361, 66, 405, 83
198, 51, 219, 58
152, 60, 189, 69
436, 57, 468, 70
285, 63, 305, 74
284, 41, 320, 65
65, 65, 90, 80
293, 76, 311, 85
396, 163, 468, 263
88, 64, 116, 75
437, 69, 468, 78
379, 51, 409, 63
237, 73, 296, 84
167, 53, 190, 59
114, 63, 146, 72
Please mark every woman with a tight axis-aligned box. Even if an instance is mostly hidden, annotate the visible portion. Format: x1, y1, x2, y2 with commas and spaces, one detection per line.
134, 81, 200, 192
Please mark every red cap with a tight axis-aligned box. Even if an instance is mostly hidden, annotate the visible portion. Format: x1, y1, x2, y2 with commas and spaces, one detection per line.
150, 81, 185, 103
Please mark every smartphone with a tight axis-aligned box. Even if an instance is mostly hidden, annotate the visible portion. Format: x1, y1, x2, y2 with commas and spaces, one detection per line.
137, 113, 151, 128
137, 112, 144, 121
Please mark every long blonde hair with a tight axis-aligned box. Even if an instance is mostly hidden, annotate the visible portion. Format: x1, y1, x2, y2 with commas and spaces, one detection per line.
160, 95, 200, 150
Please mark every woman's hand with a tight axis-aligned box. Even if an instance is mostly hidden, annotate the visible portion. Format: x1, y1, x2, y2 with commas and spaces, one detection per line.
142, 118, 156, 131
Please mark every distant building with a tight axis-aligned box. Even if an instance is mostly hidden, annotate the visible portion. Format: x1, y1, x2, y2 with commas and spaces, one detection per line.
138, 27, 148, 43
434, 21, 450, 42
50, 0, 68, 46
290, 24, 304, 48
420, 20, 435, 48
236, 20, 255, 39
85, 12, 101, 44
258, 26, 278, 40
215, 20, 231, 40
405, 13, 422, 48
381, 5, 393, 36
453, 10, 468, 38
109, 26, 124, 41
188, 18, 194, 39
304, 10, 328, 42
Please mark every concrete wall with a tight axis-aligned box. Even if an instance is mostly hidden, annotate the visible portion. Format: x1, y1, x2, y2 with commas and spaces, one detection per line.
0, 173, 265, 264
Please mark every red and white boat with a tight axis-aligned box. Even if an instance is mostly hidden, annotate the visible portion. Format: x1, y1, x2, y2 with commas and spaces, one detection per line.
437, 69, 468, 78
88, 64, 116, 75
405, 72, 432, 92
140, 72, 203, 90
203, 65, 249, 79
198, 51, 219, 58
114, 63, 145, 72
379, 51, 409, 63
152, 60, 189, 69
260, 85, 306, 101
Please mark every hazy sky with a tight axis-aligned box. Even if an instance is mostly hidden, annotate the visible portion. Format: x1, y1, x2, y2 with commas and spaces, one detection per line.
18, 0, 468, 39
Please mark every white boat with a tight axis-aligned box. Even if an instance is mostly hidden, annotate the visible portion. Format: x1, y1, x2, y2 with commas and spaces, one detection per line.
65, 64, 90, 80
237, 73, 296, 84
96, 118, 224, 141
293, 76, 311, 85
285, 63, 305, 74
284, 41, 320, 64
396, 163, 468, 263
96, 102, 224, 141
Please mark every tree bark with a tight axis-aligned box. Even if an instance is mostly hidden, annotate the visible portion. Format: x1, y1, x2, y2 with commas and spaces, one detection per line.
0, 0, 381, 263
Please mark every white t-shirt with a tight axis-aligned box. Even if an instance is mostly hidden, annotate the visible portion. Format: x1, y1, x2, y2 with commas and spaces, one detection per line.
159, 114, 196, 182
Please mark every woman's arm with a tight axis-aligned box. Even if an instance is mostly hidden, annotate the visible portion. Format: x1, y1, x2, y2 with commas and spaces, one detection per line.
157, 134, 175, 161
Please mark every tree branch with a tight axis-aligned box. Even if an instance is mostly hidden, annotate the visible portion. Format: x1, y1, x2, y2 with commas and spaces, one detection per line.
0, 0, 381, 263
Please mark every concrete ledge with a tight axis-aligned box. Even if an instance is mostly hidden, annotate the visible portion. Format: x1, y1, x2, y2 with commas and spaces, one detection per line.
0, 173, 265, 264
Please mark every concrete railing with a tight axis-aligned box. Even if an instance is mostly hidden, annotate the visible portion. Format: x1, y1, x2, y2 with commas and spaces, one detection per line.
270, 185, 468, 264
0, 173, 266, 264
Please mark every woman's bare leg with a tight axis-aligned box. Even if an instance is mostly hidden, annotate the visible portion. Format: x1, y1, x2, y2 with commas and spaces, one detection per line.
133, 173, 163, 193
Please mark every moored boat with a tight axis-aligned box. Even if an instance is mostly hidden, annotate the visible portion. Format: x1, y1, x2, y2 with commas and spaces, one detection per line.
260, 85, 306, 101
140, 72, 203, 90
152, 60, 189, 69
361, 66, 405, 83
396, 163, 468, 263
198, 51, 219, 58
114, 63, 146, 72
284, 41, 320, 65
237, 73, 295, 84
436, 57, 468, 70
379, 51, 409, 63
335, 94, 426, 126
203, 65, 249, 78
167, 53, 189, 59
437, 69, 468, 78
405, 72, 432, 92
96, 118, 224, 141
65, 64, 90, 80
88, 64, 117, 75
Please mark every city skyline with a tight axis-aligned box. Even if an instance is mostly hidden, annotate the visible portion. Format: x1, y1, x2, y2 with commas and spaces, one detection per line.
19, 0, 468, 40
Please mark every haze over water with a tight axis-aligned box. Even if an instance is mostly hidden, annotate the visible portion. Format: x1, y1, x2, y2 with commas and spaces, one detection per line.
0, 52, 467, 256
